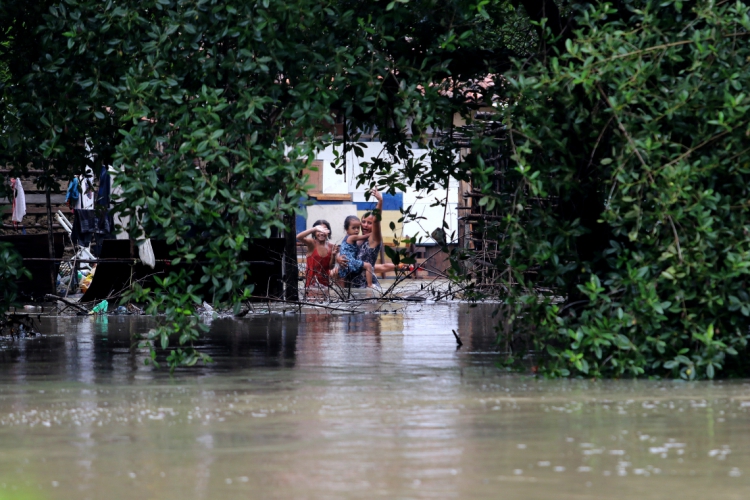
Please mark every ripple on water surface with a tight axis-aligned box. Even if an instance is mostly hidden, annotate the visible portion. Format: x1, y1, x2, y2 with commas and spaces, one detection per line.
0, 304, 748, 499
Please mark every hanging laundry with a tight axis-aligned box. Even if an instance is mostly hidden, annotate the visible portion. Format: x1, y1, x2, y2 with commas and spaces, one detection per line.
77, 168, 96, 210
96, 165, 114, 236
66, 168, 96, 211
66, 170, 96, 248
97, 165, 111, 208
71, 209, 96, 247
65, 177, 80, 208
10, 178, 26, 225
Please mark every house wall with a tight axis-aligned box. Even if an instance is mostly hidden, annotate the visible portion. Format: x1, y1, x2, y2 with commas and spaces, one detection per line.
402, 181, 459, 244
300, 143, 458, 247
305, 202, 357, 245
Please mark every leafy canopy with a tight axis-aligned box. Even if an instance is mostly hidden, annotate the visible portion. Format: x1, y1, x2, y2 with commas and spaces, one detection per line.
0, 0, 506, 367
440, 0, 750, 379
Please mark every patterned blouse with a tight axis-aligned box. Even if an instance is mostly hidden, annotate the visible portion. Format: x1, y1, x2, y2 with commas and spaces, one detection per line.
347, 239, 382, 288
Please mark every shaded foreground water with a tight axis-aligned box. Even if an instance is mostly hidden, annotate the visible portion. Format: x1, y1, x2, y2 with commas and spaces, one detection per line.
0, 304, 748, 499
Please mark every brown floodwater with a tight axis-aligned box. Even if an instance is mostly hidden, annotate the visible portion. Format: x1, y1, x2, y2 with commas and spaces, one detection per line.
0, 303, 748, 499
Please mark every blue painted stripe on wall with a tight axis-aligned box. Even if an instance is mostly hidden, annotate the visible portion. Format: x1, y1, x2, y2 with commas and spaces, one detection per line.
355, 193, 403, 211
311, 200, 348, 206
295, 215, 307, 231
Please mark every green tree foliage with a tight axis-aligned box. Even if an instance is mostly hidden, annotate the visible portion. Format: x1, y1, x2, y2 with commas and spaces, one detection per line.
0, 1, 103, 190
449, 0, 750, 379
7, 0, 743, 380
0, 0, 504, 367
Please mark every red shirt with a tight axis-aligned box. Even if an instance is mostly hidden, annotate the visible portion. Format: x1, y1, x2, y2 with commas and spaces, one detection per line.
305, 244, 333, 288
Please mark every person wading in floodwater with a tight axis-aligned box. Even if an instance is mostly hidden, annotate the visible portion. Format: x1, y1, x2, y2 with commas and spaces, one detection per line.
297, 220, 338, 298
336, 187, 399, 289
337, 215, 375, 288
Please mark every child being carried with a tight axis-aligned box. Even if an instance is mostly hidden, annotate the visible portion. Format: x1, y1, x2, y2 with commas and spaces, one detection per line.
338, 215, 374, 288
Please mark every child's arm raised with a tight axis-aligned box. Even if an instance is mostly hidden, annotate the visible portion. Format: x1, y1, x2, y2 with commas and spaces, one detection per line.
345, 233, 371, 244
297, 225, 329, 250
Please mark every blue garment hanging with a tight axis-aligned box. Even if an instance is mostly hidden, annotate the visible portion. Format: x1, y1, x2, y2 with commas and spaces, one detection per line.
97, 165, 111, 207
65, 178, 80, 204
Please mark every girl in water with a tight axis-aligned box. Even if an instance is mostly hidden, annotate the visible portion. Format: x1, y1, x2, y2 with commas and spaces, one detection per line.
338, 215, 374, 288
297, 220, 338, 293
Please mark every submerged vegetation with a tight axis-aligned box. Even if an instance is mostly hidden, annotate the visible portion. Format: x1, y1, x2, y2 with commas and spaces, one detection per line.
2, 0, 750, 378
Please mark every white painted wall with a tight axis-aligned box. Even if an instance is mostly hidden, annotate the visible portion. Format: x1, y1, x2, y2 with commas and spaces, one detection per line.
402, 179, 459, 244
305, 203, 357, 245
316, 142, 389, 194
315, 143, 459, 244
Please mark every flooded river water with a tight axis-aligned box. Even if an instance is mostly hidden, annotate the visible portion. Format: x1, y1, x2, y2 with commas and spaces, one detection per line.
0, 303, 748, 499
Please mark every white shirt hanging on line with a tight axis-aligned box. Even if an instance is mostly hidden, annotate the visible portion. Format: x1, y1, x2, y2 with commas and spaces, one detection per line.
75, 174, 96, 210
10, 178, 26, 223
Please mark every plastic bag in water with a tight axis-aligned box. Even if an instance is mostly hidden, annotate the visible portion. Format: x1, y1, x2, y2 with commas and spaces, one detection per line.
90, 300, 108, 315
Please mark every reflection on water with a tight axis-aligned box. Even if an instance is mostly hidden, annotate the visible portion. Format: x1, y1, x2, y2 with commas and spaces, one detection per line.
0, 304, 748, 499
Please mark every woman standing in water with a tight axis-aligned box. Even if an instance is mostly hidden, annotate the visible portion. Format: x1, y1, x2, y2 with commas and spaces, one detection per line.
337, 187, 398, 288
337, 215, 374, 288
297, 220, 337, 294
